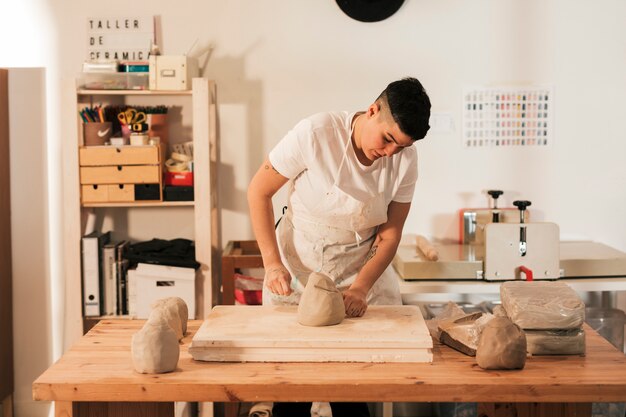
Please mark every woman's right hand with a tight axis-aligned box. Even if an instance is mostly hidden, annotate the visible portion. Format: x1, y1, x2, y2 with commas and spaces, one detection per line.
264, 264, 292, 295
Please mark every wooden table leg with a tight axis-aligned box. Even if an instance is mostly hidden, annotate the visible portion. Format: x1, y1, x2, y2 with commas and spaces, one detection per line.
382, 402, 393, 417
478, 402, 592, 417
54, 401, 72, 417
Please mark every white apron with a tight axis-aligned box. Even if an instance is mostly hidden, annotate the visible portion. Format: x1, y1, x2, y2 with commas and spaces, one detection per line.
263, 122, 402, 307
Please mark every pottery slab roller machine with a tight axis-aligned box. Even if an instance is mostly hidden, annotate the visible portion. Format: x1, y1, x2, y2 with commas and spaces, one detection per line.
394, 190, 626, 282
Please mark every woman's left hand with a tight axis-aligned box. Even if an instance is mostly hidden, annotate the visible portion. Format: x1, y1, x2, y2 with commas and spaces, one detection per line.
342, 288, 368, 317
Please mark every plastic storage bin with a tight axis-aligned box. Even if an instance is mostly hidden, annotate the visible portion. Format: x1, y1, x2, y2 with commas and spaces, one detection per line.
128, 263, 196, 319
77, 72, 149, 90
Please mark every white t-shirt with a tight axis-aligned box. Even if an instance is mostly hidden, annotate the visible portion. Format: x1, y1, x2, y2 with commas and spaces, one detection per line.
269, 111, 418, 220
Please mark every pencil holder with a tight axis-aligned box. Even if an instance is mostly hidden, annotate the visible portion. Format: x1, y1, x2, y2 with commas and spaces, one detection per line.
83, 122, 112, 146
148, 114, 169, 150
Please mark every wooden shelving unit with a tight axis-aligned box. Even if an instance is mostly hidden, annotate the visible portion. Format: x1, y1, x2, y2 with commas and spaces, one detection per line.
78, 89, 193, 96
82, 201, 194, 208
64, 79, 220, 341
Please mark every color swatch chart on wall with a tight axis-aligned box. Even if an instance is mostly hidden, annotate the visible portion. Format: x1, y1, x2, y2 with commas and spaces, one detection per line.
462, 86, 553, 148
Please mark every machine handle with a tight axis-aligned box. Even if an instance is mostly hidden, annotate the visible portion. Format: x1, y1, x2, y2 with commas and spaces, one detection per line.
513, 200, 532, 223
519, 265, 533, 281
487, 190, 504, 208
513, 200, 532, 211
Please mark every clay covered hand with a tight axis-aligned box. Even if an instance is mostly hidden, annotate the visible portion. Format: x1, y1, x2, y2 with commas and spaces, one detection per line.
297, 272, 345, 326
342, 287, 367, 317
264, 264, 292, 295
476, 316, 527, 370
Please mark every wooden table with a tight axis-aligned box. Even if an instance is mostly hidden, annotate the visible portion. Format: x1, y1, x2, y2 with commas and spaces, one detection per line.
33, 320, 626, 417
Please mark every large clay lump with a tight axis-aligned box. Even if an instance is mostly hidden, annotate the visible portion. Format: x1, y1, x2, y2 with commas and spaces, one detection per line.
298, 272, 345, 327
476, 317, 527, 370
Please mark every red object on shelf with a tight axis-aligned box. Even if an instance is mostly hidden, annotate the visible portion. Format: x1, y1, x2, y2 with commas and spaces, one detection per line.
164, 171, 193, 186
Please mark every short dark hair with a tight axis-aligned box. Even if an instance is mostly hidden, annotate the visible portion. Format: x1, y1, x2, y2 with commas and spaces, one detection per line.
378, 77, 431, 141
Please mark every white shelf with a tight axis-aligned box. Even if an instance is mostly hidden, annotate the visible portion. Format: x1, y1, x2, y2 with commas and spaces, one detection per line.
77, 89, 192, 96
83, 201, 194, 208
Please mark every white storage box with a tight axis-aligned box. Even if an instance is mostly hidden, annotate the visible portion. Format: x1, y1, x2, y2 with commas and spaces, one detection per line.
149, 55, 199, 91
128, 263, 196, 319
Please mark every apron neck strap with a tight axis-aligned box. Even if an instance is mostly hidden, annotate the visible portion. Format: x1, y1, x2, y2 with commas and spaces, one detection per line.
333, 116, 356, 187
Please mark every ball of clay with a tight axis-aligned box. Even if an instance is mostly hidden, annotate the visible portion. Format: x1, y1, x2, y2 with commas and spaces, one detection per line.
152, 297, 189, 335
476, 317, 527, 370
298, 272, 345, 327
148, 305, 183, 340
131, 315, 180, 374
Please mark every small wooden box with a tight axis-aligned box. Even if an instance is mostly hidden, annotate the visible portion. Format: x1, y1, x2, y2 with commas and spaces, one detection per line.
81, 184, 109, 203
82, 184, 136, 203
107, 184, 135, 202
80, 165, 160, 185
79, 145, 160, 166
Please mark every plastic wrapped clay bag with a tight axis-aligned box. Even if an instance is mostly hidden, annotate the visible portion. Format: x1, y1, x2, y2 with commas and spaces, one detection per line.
298, 272, 345, 327
152, 297, 188, 335
476, 317, 527, 370
525, 328, 586, 355
131, 314, 180, 374
425, 301, 466, 341
438, 312, 495, 356
500, 281, 585, 330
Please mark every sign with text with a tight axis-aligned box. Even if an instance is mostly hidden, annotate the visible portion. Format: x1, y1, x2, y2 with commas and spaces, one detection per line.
87, 16, 154, 61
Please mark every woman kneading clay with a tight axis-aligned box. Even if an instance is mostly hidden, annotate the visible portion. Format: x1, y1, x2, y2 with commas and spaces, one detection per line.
249, 77, 431, 317
247, 78, 431, 417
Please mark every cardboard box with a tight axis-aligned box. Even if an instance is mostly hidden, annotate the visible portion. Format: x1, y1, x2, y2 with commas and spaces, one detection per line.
149, 55, 199, 91
128, 263, 196, 319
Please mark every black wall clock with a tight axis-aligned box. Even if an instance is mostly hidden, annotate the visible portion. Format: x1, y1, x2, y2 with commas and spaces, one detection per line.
336, 0, 405, 23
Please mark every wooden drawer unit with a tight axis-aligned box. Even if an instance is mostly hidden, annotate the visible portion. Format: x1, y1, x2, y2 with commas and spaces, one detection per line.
80, 165, 160, 184
79, 145, 160, 166
82, 184, 135, 203
79, 144, 163, 204
81, 184, 108, 203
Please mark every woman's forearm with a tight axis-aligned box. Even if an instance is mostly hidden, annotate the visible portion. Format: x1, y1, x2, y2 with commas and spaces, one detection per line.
248, 192, 283, 268
350, 234, 400, 295
247, 160, 289, 269
350, 201, 411, 296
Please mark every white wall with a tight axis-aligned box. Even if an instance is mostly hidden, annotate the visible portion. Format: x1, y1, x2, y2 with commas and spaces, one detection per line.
36, 0, 626, 252
1, 1, 625, 415
161, 0, 626, 250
